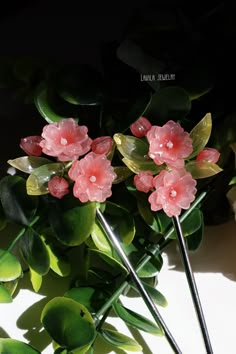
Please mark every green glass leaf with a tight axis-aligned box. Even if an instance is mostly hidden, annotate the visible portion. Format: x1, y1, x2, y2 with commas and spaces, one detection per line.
29, 267, 43, 292
99, 329, 142, 352
114, 133, 160, 174
49, 202, 96, 246
132, 281, 168, 307
0, 249, 22, 281
19, 229, 50, 275
55, 64, 103, 105
143, 86, 191, 124
104, 202, 135, 244
34, 86, 65, 123
41, 236, 71, 277
8, 156, 52, 174
41, 297, 96, 350
185, 161, 223, 179
113, 302, 162, 335
91, 222, 112, 255
0, 175, 38, 225
0, 339, 40, 354
26, 163, 65, 195
113, 166, 133, 184
0, 284, 12, 303
170, 209, 203, 239
189, 113, 212, 158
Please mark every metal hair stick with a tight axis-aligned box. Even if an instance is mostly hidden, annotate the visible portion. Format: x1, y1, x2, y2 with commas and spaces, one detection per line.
172, 215, 213, 353
96, 208, 182, 354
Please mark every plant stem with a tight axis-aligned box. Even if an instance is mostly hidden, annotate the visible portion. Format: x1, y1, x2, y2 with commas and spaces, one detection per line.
7, 215, 40, 252
172, 215, 213, 353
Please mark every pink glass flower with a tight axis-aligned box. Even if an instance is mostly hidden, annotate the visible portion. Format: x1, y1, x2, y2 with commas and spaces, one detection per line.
68, 152, 117, 203
134, 171, 153, 193
91, 136, 113, 155
20, 136, 43, 156
147, 120, 193, 169
148, 169, 197, 217
196, 148, 220, 164
40, 118, 92, 161
130, 117, 152, 138
48, 176, 69, 199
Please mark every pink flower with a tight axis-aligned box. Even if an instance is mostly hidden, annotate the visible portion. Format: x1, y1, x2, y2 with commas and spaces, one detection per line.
91, 136, 113, 155
130, 117, 152, 138
147, 120, 193, 169
196, 148, 220, 164
20, 136, 43, 156
148, 169, 197, 217
134, 171, 153, 193
68, 152, 117, 203
48, 176, 69, 199
40, 118, 92, 161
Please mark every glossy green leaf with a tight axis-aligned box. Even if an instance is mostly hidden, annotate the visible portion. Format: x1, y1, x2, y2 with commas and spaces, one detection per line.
0, 175, 38, 225
1, 278, 18, 296
88, 249, 128, 275
170, 209, 203, 239
0, 339, 40, 354
50, 202, 96, 246
104, 202, 135, 244
113, 166, 133, 184
137, 199, 160, 232
189, 113, 212, 158
133, 281, 168, 307
0, 249, 22, 281
114, 133, 160, 174
185, 161, 223, 179
41, 236, 70, 277
186, 211, 204, 251
143, 86, 191, 124
0, 284, 12, 303
8, 156, 52, 174
29, 267, 43, 292
113, 302, 162, 335
55, 64, 103, 105
137, 260, 160, 278
99, 329, 142, 352
19, 229, 50, 275
91, 222, 112, 255
229, 176, 236, 185
26, 163, 65, 195
41, 297, 96, 350
34, 86, 65, 123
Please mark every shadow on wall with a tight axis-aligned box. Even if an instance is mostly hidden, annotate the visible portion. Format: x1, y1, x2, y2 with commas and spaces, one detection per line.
166, 219, 236, 281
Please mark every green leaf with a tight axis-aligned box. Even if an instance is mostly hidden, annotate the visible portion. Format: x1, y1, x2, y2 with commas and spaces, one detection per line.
8, 156, 52, 174
26, 163, 65, 195
189, 113, 212, 158
104, 202, 135, 245
229, 176, 236, 185
29, 267, 43, 292
91, 222, 112, 255
41, 297, 96, 350
88, 249, 128, 275
113, 302, 162, 335
143, 86, 191, 124
50, 202, 96, 246
170, 208, 203, 239
137, 260, 161, 278
55, 64, 103, 105
137, 199, 160, 232
0, 203, 7, 231
133, 281, 168, 307
185, 161, 223, 179
19, 229, 50, 275
0, 284, 12, 303
113, 166, 133, 184
114, 133, 160, 174
0, 249, 22, 281
99, 329, 142, 352
0, 339, 40, 354
186, 212, 204, 251
1, 278, 18, 296
0, 175, 38, 225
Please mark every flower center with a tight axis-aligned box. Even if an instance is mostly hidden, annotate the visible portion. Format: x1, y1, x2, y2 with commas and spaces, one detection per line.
89, 175, 97, 183
170, 189, 177, 198
61, 137, 68, 145
166, 140, 174, 149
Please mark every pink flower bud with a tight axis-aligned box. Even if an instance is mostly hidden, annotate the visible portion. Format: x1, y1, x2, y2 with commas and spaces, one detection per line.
196, 148, 220, 164
134, 171, 153, 193
130, 117, 152, 138
48, 176, 69, 199
20, 136, 43, 156
91, 136, 113, 155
